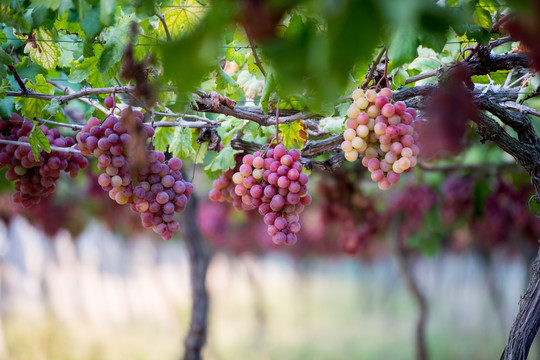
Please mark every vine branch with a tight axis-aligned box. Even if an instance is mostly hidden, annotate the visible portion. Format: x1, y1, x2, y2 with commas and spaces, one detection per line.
0, 139, 81, 154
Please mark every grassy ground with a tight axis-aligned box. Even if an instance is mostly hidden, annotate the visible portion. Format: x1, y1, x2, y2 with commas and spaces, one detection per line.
0, 253, 531, 360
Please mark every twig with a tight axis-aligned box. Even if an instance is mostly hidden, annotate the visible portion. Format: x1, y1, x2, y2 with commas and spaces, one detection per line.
361, 46, 386, 89
404, 69, 440, 85
7, 65, 27, 92
152, 120, 215, 129
156, 11, 172, 42
46, 80, 111, 115
248, 37, 266, 77
0, 139, 82, 154
501, 102, 540, 118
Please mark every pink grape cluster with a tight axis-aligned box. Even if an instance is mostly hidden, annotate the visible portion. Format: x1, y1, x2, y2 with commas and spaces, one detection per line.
0, 114, 88, 207
209, 153, 255, 211
230, 144, 312, 245
76, 112, 193, 240
341, 88, 421, 190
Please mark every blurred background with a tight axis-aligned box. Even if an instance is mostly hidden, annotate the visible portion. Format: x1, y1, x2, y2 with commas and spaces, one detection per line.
0, 158, 539, 360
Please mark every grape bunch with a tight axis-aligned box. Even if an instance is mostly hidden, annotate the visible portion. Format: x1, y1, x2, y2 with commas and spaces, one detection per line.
209, 153, 255, 211
229, 144, 312, 245
76, 110, 192, 240
341, 88, 421, 190
0, 113, 88, 207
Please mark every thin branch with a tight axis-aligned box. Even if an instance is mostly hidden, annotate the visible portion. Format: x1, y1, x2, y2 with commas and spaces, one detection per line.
361, 46, 386, 89
7, 65, 27, 92
248, 37, 266, 77
35, 118, 82, 130
46, 80, 110, 115
404, 69, 440, 85
156, 11, 172, 42
501, 102, 540, 119
0, 139, 81, 154
152, 120, 215, 129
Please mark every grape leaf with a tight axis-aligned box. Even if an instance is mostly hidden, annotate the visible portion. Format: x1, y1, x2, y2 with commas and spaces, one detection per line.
31, 0, 62, 11
43, 98, 61, 116
81, 7, 103, 38
473, 8, 492, 30
161, 0, 207, 39
0, 4, 31, 33
170, 126, 195, 159
279, 121, 308, 149
24, 28, 60, 70
0, 97, 14, 120
320, 117, 345, 134
203, 145, 240, 179
100, 0, 116, 26
388, 25, 419, 66
20, 74, 54, 118
99, 39, 123, 73
28, 124, 51, 161
0, 49, 13, 66
69, 56, 100, 83
153, 126, 175, 153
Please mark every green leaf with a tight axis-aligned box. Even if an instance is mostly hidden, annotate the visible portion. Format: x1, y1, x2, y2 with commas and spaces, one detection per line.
32, 0, 62, 11
216, 64, 238, 90
161, 0, 207, 39
24, 28, 60, 70
320, 117, 345, 134
473, 8, 493, 30
99, 39, 124, 73
81, 7, 103, 38
100, 0, 116, 26
0, 48, 12, 66
0, 4, 31, 33
83, 37, 95, 58
278, 121, 307, 150
69, 56, 100, 83
203, 145, 240, 179
19, 74, 54, 119
28, 124, 51, 161
153, 126, 175, 153
388, 25, 419, 66
0, 97, 14, 120
392, 67, 409, 87
261, 71, 276, 114
170, 126, 195, 159
43, 98, 61, 116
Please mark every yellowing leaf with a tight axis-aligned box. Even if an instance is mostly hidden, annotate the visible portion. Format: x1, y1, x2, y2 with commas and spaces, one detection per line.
161, 0, 207, 39
279, 121, 308, 150
24, 28, 60, 70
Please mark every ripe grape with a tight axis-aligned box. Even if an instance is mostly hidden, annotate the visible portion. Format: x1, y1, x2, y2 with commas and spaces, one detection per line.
0, 114, 88, 207
341, 87, 422, 190
76, 110, 192, 240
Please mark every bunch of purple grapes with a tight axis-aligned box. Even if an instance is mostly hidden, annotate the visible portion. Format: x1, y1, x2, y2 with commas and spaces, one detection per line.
230, 144, 312, 245
209, 153, 255, 211
76, 109, 192, 240
0, 113, 88, 207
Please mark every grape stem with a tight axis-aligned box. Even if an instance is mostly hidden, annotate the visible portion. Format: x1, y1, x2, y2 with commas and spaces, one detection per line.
6, 118, 84, 131
361, 46, 386, 90
0, 138, 82, 154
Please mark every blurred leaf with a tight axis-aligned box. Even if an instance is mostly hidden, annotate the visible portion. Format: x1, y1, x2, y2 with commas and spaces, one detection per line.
153, 126, 175, 153
43, 98, 61, 116
0, 97, 14, 120
20, 74, 54, 118
81, 7, 103, 38
100, 0, 116, 25
473, 7, 492, 29
170, 126, 195, 159
0, 48, 12, 66
388, 25, 419, 66
160, 0, 207, 39
320, 117, 345, 134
